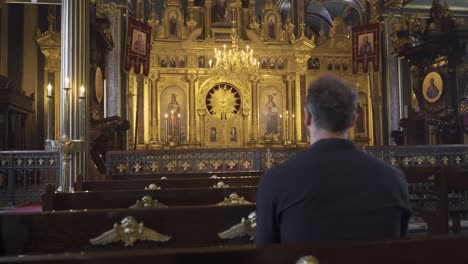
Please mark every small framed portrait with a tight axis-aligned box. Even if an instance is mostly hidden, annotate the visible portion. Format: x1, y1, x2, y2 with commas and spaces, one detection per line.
198, 56, 205, 68
160, 56, 167, 67
277, 58, 285, 69
261, 58, 268, 69
422, 71, 443, 103
357, 32, 374, 57
178, 56, 186, 68
169, 56, 176, 68
269, 58, 276, 69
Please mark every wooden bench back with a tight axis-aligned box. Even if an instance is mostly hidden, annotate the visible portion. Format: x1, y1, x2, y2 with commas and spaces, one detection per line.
75, 176, 260, 191
0, 205, 256, 256
42, 185, 258, 211
107, 171, 263, 180
2, 235, 468, 263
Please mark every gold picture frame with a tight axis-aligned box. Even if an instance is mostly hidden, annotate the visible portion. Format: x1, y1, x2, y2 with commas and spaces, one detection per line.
422, 71, 443, 103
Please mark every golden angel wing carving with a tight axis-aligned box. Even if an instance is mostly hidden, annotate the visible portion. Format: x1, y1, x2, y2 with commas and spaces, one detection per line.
90, 216, 171, 247
89, 223, 122, 245
138, 222, 172, 242
218, 211, 256, 240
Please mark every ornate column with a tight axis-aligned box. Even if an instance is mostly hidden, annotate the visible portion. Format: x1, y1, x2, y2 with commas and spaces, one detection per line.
205, 0, 212, 38
284, 74, 295, 144
197, 109, 206, 147
242, 106, 250, 147
58, 0, 90, 191
187, 73, 198, 144
36, 10, 61, 143
249, 76, 260, 142
149, 73, 159, 143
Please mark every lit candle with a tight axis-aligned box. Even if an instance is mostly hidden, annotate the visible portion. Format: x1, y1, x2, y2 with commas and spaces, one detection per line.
80, 85, 85, 98
209, 60, 212, 67
64, 77, 70, 89
164, 114, 168, 143
47, 83, 52, 96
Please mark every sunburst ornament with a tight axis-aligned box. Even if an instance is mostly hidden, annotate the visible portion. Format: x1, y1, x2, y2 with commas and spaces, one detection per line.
206, 84, 240, 120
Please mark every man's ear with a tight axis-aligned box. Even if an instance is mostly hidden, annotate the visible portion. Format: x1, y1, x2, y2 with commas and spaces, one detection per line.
349, 111, 358, 128
303, 108, 312, 126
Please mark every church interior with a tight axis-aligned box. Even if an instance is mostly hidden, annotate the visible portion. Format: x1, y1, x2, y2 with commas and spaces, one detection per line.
0, 0, 468, 262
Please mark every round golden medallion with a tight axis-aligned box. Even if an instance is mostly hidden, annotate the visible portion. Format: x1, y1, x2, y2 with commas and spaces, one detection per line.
422, 71, 443, 104
95, 67, 104, 104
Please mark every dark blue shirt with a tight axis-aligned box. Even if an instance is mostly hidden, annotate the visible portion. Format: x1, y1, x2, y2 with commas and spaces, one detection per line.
256, 139, 411, 244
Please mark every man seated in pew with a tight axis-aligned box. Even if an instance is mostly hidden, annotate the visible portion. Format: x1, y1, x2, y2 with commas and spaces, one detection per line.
256, 74, 411, 244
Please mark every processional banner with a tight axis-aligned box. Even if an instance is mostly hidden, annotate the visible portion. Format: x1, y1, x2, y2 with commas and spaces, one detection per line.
124, 16, 151, 76
352, 23, 380, 74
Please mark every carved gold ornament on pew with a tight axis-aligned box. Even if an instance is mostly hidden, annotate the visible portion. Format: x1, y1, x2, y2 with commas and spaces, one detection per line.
129, 195, 168, 209
210, 175, 220, 179
89, 216, 171, 246
145, 183, 161, 190
217, 192, 253, 206
296, 255, 320, 264
212, 181, 230, 188
218, 211, 256, 240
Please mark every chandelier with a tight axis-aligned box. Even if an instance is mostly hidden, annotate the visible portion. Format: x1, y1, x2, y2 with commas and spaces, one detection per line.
209, 30, 260, 80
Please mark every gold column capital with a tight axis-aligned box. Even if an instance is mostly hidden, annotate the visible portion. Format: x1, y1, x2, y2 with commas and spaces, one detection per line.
187, 73, 198, 83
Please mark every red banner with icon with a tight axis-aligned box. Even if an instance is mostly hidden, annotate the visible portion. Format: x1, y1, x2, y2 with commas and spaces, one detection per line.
124, 16, 152, 76
352, 23, 380, 74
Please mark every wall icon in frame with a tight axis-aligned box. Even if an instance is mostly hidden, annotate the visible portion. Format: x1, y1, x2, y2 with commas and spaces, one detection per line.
422, 71, 443, 104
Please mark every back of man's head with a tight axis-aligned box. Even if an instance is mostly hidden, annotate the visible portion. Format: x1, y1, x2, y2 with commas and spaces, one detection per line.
306, 74, 358, 132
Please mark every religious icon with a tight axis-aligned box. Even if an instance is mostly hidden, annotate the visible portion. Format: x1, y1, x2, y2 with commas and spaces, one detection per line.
277, 58, 284, 70
131, 30, 146, 55
269, 58, 276, 69
198, 56, 205, 68
263, 94, 279, 138
230, 127, 237, 142
268, 15, 276, 40
343, 61, 349, 71
358, 33, 374, 56
261, 58, 268, 69
167, 93, 181, 140
335, 61, 341, 71
178, 56, 185, 68
169, 56, 176, 68
160, 56, 167, 67
169, 12, 178, 37
210, 127, 217, 142
307, 58, 314, 70
327, 59, 333, 71
355, 103, 365, 133
422, 71, 443, 103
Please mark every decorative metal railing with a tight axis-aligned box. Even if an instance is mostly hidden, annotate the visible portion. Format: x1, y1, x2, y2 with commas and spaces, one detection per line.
106, 148, 299, 176
363, 145, 468, 167
0, 151, 60, 205
107, 145, 468, 177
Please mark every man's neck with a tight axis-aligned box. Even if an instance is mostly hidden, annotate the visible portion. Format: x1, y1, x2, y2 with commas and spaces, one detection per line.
309, 129, 349, 145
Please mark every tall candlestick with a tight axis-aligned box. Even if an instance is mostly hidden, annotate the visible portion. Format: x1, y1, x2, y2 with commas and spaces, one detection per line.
79, 85, 85, 140
103, 79, 107, 118
46, 83, 54, 141
178, 113, 181, 142
279, 114, 283, 142
292, 114, 295, 142
285, 111, 289, 142
170, 110, 174, 142
165, 114, 168, 143
63, 77, 71, 140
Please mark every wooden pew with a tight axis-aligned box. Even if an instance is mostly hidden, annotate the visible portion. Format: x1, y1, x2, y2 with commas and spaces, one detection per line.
2, 235, 468, 263
42, 185, 258, 211
75, 176, 260, 191
107, 171, 263, 180
443, 166, 468, 233
0, 205, 256, 256
401, 166, 448, 235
